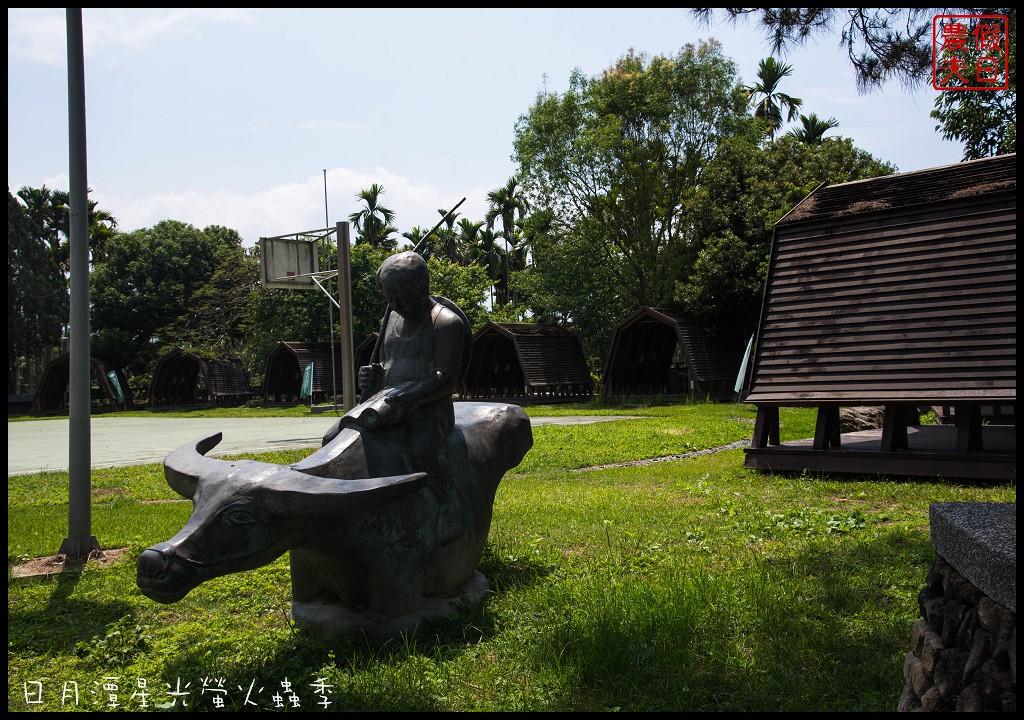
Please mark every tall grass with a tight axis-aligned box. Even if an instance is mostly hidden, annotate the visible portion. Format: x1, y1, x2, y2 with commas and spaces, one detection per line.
7, 402, 1014, 711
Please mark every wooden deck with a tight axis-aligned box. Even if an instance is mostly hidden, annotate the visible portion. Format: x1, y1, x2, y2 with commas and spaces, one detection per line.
744, 424, 1015, 482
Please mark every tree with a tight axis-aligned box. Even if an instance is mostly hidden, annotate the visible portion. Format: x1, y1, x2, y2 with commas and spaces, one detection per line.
348, 183, 397, 249
50, 188, 118, 268
160, 243, 260, 364
402, 226, 430, 254
15, 185, 61, 258
931, 9, 1016, 160
786, 113, 840, 145
694, 7, 1017, 160
484, 176, 530, 306
468, 226, 504, 307
744, 57, 803, 138
677, 133, 896, 343
8, 190, 66, 393
16, 184, 117, 275
692, 8, 941, 92
424, 257, 490, 331
430, 206, 463, 264
90, 220, 240, 374
513, 41, 751, 318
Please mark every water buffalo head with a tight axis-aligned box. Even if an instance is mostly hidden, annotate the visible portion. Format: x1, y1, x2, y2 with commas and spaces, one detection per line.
136, 433, 426, 603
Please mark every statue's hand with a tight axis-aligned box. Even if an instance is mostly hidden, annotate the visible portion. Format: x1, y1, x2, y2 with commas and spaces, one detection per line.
378, 393, 409, 426
357, 363, 384, 401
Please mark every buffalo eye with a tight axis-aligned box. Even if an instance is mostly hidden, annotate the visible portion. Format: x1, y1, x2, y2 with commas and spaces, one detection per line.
224, 508, 259, 526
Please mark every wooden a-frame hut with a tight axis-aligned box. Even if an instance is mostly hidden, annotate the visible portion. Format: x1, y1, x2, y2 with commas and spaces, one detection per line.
30, 354, 132, 414
742, 154, 1016, 481
461, 322, 593, 402
262, 341, 345, 405
602, 307, 744, 401
148, 349, 253, 409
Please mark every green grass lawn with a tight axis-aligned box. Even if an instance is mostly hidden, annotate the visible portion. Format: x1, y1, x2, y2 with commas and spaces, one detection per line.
7, 401, 1015, 712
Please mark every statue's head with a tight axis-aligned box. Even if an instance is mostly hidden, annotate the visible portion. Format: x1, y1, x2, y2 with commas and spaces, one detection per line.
377, 251, 430, 316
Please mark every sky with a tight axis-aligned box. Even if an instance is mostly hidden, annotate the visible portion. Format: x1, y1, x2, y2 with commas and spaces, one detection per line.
8, 8, 967, 248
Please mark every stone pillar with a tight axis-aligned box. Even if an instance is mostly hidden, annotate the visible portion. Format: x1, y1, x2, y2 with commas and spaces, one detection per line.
898, 502, 1016, 712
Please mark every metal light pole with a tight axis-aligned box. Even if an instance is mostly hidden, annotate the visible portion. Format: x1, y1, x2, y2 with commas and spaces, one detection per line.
59, 8, 99, 560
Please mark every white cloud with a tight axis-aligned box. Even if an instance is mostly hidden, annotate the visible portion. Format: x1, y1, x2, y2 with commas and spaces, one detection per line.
94, 167, 495, 247
7, 8, 256, 68
7, 8, 66, 67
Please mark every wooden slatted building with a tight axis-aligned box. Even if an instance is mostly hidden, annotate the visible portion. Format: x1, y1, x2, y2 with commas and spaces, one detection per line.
461, 322, 593, 402
30, 354, 132, 414
603, 307, 745, 401
743, 153, 1016, 481
262, 341, 346, 405
149, 349, 253, 408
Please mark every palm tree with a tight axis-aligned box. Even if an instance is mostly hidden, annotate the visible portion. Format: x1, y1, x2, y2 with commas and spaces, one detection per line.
471, 227, 504, 306
348, 183, 396, 249
423, 206, 461, 263
402, 225, 433, 258
785, 113, 840, 145
451, 218, 483, 265
484, 176, 530, 306
18, 184, 117, 273
744, 57, 804, 139
51, 188, 118, 267
16, 185, 60, 256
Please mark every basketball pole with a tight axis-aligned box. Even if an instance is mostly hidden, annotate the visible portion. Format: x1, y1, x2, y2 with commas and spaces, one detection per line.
324, 169, 338, 407
337, 220, 356, 411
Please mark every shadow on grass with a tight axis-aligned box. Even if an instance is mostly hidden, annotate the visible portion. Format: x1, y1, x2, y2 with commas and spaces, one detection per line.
520, 529, 934, 712
8, 593, 138, 656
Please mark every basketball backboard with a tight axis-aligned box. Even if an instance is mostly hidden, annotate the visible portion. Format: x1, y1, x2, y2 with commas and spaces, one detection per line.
259, 236, 320, 289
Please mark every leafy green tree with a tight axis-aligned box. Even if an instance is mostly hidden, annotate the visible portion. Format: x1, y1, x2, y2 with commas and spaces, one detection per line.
50, 188, 118, 268
8, 190, 67, 393
513, 222, 624, 367
678, 133, 896, 343
16, 185, 117, 275
931, 9, 1016, 159
694, 7, 1016, 160
402, 226, 431, 254
160, 243, 260, 366
348, 242, 399, 346
452, 218, 484, 265
513, 41, 750, 316
424, 257, 490, 331
786, 113, 840, 145
90, 220, 240, 374
348, 183, 398, 250
692, 8, 940, 92
15, 185, 61, 258
745, 57, 803, 138
484, 176, 530, 306
468, 226, 504, 307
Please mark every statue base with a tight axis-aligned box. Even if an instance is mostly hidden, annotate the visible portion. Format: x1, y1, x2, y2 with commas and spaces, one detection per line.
291, 571, 490, 642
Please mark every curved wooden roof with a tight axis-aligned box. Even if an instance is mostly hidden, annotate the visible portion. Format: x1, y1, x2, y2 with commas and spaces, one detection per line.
30, 354, 132, 414
149, 348, 252, 408
747, 153, 1016, 406
603, 307, 743, 397
263, 342, 343, 402
462, 322, 592, 400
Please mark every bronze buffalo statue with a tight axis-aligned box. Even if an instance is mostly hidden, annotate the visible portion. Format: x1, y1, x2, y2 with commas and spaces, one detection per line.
136, 401, 532, 639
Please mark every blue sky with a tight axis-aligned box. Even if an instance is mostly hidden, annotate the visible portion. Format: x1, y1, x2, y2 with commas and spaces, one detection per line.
8, 8, 966, 247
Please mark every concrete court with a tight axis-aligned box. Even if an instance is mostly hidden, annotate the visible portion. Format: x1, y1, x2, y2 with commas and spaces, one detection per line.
7, 411, 640, 476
